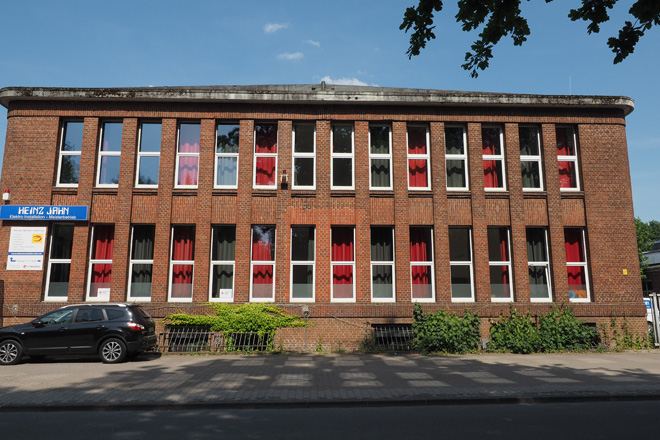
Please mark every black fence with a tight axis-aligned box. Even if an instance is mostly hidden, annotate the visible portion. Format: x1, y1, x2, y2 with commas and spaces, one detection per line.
159, 326, 274, 353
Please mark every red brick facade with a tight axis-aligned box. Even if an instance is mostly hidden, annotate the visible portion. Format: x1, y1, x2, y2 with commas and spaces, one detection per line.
0, 85, 646, 350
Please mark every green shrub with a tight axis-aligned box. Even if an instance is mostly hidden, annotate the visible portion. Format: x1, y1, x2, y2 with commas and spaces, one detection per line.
537, 305, 599, 352
489, 308, 540, 354
412, 304, 480, 354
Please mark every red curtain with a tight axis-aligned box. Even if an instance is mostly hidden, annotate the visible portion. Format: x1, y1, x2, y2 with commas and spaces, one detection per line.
408, 159, 428, 188
178, 142, 199, 186
252, 264, 274, 286
173, 226, 195, 261
256, 124, 278, 153
410, 228, 431, 262
564, 229, 584, 263
558, 161, 575, 188
91, 226, 114, 284
411, 265, 431, 286
483, 160, 500, 187
255, 157, 276, 186
252, 227, 274, 292
408, 129, 427, 154
556, 130, 572, 156
332, 228, 354, 293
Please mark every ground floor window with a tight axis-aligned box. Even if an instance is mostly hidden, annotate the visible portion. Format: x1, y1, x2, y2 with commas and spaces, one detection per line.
371, 227, 395, 301
410, 226, 434, 302
169, 225, 195, 302
291, 226, 315, 301
332, 226, 355, 302
45, 223, 74, 301
128, 225, 155, 301
527, 227, 552, 302
449, 227, 474, 301
87, 224, 114, 301
488, 227, 513, 301
211, 225, 236, 302
251, 225, 276, 301
565, 228, 590, 301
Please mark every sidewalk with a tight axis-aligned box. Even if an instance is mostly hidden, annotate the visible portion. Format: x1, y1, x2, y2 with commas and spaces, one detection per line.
1, 351, 660, 411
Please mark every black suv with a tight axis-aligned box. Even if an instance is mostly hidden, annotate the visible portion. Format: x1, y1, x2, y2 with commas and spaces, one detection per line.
0, 304, 157, 365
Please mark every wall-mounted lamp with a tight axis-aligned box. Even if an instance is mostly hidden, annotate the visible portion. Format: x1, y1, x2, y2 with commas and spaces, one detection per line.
281, 169, 288, 184
2, 190, 10, 202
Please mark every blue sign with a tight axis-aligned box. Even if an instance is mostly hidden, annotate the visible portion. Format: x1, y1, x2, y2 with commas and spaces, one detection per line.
0, 205, 88, 221
644, 298, 652, 310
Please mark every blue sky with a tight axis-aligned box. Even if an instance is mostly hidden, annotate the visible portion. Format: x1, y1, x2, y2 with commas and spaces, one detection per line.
1, 0, 658, 220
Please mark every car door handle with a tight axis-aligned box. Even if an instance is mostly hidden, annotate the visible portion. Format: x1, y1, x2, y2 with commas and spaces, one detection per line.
96, 325, 106, 330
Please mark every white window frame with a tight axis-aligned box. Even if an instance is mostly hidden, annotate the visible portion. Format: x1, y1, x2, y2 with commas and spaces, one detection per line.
407, 125, 431, 191
369, 124, 393, 190
44, 223, 74, 301
209, 225, 236, 303
519, 125, 544, 191
250, 225, 276, 302
56, 121, 83, 188
331, 226, 356, 303
96, 121, 122, 188
253, 123, 278, 190
331, 123, 355, 190
370, 227, 395, 303
127, 225, 154, 302
410, 227, 435, 303
175, 122, 200, 189
489, 227, 514, 302
135, 122, 161, 189
168, 226, 194, 303
527, 227, 552, 303
290, 226, 316, 303
557, 126, 581, 192
449, 227, 475, 303
445, 125, 469, 191
567, 228, 591, 303
292, 123, 316, 190
482, 126, 506, 191
214, 123, 240, 189
86, 225, 113, 302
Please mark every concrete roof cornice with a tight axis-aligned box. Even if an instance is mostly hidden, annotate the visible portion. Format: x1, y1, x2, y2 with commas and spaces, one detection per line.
0, 84, 635, 116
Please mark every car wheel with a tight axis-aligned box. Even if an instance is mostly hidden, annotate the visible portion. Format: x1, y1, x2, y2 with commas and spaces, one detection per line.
0, 339, 23, 365
99, 338, 127, 364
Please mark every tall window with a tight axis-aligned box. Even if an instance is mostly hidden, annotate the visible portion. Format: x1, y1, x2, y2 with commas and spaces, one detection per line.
332, 226, 355, 301
57, 121, 83, 186
176, 122, 201, 187
87, 225, 114, 302
45, 223, 74, 300
445, 126, 468, 190
565, 228, 590, 301
449, 227, 474, 301
483, 126, 505, 190
292, 123, 315, 189
557, 126, 580, 190
215, 123, 240, 188
210, 225, 236, 302
136, 122, 161, 187
407, 125, 430, 190
169, 225, 195, 302
128, 225, 155, 301
527, 228, 552, 302
488, 227, 513, 301
97, 121, 123, 186
410, 227, 434, 302
291, 226, 315, 301
331, 123, 354, 189
520, 126, 543, 190
254, 123, 278, 189
370, 124, 392, 189
251, 225, 276, 301
371, 227, 395, 302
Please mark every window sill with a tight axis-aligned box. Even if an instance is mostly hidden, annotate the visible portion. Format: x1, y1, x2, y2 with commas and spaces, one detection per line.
408, 192, 433, 198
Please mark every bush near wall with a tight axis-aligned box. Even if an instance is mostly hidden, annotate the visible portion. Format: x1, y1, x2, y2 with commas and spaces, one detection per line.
412, 304, 481, 354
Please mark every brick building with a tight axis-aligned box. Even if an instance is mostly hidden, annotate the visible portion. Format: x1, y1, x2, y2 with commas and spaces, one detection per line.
0, 84, 646, 350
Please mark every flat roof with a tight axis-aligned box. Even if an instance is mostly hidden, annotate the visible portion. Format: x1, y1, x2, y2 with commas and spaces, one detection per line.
0, 84, 635, 116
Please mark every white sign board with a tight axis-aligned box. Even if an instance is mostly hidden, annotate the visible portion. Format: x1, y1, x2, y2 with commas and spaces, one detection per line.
7, 227, 47, 270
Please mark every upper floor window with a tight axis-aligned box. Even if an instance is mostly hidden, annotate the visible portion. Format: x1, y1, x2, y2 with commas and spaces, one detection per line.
291, 226, 315, 302
331, 124, 354, 189
565, 228, 590, 301
97, 122, 123, 187
169, 225, 195, 302
87, 224, 115, 302
520, 126, 543, 191
57, 121, 84, 187
371, 227, 395, 302
557, 127, 580, 190
370, 124, 392, 190
251, 225, 276, 301
482, 126, 506, 190
215, 123, 240, 188
292, 123, 316, 189
210, 225, 236, 302
332, 226, 355, 302
128, 225, 155, 301
527, 227, 552, 302
254, 123, 278, 189
410, 227, 435, 302
176, 122, 200, 188
449, 227, 474, 302
407, 125, 431, 190
136, 122, 161, 188
445, 126, 468, 190
488, 227, 513, 301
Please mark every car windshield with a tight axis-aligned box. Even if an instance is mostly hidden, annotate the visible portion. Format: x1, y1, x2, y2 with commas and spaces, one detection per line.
38, 309, 74, 325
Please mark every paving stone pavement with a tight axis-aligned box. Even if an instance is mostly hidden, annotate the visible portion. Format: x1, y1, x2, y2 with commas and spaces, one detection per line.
1, 351, 660, 410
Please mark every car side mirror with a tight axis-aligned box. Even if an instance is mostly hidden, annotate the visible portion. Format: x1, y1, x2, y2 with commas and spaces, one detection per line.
32, 320, 45, 328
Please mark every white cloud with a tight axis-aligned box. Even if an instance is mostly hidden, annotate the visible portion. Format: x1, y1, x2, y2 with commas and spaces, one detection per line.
278, 52, 304, 60
264, 23, 288, 33
320, 76, 375, 86
306, 40, 320, 47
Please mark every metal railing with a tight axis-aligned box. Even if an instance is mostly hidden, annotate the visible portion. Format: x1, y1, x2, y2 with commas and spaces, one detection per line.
159, 326, 274, 353
368, 325, 414, 352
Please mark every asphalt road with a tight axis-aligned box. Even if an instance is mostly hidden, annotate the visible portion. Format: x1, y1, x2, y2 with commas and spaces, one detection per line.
1, 400, 657, 440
